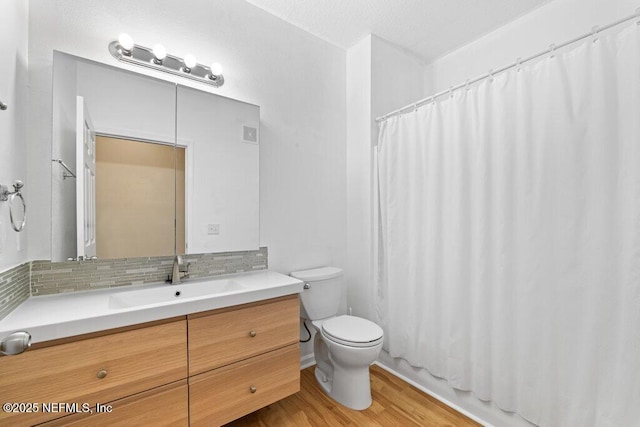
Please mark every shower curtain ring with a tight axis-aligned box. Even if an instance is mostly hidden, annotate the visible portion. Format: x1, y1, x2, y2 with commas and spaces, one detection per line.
636, 7, 640, 25
591, 25, 600, 43
488, 69, 494, 83
464, 79, 470, 91
448, 86, 454, 98
516, 57, 523, 72
549, 43, 556, 58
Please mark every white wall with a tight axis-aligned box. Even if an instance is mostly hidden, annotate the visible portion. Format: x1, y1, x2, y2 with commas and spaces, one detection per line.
378, 1, 638, 426
177, 86, 260, 254
371, 37, 425, 121
0, 0, 29, 271
346, 36, 424, 322
27, 0, 346, 282
345, 36, 373, 322
51, 56, 179, 261
50, 52, 77, 261
76, 61, 177, 144
424, 0, 639, 95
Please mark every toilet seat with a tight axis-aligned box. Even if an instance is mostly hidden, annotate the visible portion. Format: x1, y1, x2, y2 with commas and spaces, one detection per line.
320, 315, 383, 348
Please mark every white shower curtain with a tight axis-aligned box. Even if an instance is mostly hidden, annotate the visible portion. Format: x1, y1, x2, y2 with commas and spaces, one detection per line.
376, 24, 640, 427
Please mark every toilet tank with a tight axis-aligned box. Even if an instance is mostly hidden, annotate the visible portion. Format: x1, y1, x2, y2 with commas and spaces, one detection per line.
290, 267, 343, 321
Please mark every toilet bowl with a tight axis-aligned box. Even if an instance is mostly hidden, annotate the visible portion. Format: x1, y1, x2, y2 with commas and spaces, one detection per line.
290, 267, 384, 410
312, 315, 383, 410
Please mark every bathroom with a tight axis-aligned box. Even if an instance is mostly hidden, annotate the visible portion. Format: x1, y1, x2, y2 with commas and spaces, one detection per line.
1, 0, 639, 425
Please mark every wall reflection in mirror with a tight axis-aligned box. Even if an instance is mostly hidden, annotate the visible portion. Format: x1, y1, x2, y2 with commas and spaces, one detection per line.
51, 52, 260, 262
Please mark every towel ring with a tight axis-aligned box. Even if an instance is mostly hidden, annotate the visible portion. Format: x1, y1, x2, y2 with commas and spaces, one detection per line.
1, 180, 26, 232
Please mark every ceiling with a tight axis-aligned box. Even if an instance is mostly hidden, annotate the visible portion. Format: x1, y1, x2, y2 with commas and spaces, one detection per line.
245, 0, 551, 62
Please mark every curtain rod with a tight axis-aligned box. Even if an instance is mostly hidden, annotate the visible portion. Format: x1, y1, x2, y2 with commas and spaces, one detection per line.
376, 8, 640, 123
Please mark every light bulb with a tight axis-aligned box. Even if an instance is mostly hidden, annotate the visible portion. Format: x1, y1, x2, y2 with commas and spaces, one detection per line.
209, 62, 223, 76
184, 54, 197, 69
152, 44, 167, 61
118, 33, 134, 51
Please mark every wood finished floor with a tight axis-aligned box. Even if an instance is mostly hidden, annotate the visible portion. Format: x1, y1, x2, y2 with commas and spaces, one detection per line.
225, 365, 480, 426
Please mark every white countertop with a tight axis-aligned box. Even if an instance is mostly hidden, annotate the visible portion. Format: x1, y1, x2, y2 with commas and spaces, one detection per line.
0, 270, 303, 344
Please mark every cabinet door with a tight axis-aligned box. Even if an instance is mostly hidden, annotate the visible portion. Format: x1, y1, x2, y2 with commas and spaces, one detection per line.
0, 320, 187, 426
189, 345, 300, 426
39, 380, 188, 427
188, 295, 299, 375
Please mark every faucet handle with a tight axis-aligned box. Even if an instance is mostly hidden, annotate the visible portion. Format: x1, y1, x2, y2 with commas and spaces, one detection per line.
180, 262, 190, 276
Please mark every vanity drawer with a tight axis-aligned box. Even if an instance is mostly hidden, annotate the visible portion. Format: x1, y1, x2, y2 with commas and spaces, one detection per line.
188, 295, 299, 375
0, 319, 187, 426
189, 344, 300, 426
39, 380, 188, 426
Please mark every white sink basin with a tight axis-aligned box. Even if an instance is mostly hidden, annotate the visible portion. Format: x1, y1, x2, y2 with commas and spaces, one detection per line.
108, 279, 247, 309
0, 270, 304, 344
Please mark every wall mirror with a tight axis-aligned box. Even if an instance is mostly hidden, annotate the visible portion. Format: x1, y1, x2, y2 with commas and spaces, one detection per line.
51, 52, 260, 262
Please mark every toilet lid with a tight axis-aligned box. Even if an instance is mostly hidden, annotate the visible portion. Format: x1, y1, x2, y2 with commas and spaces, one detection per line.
321, 315, 383, 347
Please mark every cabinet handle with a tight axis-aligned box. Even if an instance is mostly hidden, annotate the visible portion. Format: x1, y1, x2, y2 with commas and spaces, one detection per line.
249, 330, 256, 337
249, 386, 257, 393
97, 370, 108, 379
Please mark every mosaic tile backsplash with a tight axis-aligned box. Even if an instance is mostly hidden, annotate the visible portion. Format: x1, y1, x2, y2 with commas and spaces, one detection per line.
0, 262, 31, 321
31, 247, 268, 296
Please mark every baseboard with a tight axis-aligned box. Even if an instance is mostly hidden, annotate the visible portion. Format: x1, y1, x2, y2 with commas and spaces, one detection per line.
300, 353, 316, 369
300, 352, 490, 426
373, 361, 491, 427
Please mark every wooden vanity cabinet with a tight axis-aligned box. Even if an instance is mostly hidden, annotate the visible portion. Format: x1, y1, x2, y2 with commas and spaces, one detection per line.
188, 295, 300, 375
0, 318, 188, 426
39, 381, 189, 427
0, 295, 300, 426
188, 295, 300, 426
190, 345, 299, 426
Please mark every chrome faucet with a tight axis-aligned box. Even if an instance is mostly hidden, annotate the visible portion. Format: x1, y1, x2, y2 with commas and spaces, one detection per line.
170, 255, 190, 284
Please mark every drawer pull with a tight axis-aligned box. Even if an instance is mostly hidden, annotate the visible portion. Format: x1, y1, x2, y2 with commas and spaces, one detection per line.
249, 386, 257, 393
97, 369, 108, 379
249, 330, 257, 337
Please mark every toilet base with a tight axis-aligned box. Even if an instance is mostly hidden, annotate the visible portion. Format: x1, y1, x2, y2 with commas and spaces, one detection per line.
312, 340, 379, 410
314, 365, 332, 394
309, 316, 383, 411
327, 363, 373, 410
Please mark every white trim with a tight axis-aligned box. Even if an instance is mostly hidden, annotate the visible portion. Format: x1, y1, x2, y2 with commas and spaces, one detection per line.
300, 353, 316, 370
373, 361, 493, 427
94, 126, 174, 145
299, 352, 491, 426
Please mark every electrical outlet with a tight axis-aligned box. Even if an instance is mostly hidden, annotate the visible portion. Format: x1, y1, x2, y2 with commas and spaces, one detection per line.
207, 224, 220, 235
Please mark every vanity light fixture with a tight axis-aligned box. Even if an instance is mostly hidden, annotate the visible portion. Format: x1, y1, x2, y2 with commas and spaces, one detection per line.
183, 54, 197, 72
152, 44, 167, 64
118, 33, 134, 54
108, 33, 224, 88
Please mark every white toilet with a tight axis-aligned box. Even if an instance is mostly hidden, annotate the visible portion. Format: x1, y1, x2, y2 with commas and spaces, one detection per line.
290, 266, 383, 410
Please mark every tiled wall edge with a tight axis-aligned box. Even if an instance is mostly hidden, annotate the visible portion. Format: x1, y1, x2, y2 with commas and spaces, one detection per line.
0, 262, 31, 321
30, 247, 268, 296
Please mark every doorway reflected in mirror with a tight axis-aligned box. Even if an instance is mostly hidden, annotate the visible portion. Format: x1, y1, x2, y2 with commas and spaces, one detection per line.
95, 136, 185, 259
